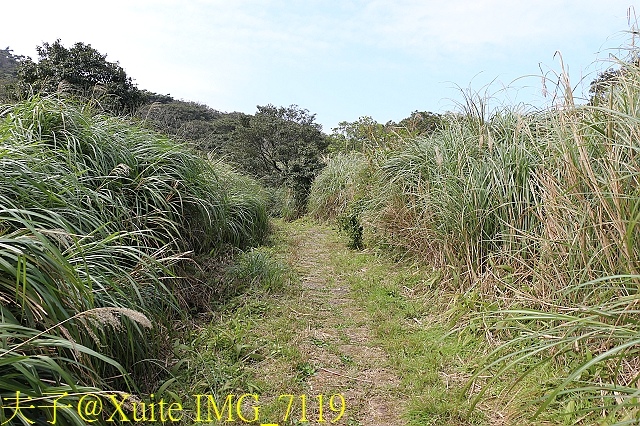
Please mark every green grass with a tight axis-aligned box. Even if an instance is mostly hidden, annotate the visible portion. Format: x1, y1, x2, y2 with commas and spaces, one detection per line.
470, 275, 640, 425
166, 223, 297, 425
307, 152, 370, 223
306, 44, 640, 423
225, 246, 290, 294
156, 219, 563, 425
330, 249, 488, 425
0, 94, 270, 425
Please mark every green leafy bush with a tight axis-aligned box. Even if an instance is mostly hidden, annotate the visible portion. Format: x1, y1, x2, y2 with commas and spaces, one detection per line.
337, 202, 364, 250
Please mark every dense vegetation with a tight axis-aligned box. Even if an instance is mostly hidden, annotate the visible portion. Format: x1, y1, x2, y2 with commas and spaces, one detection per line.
308, 53, 640, 423
15, 40, 142, 113
0, 95, 269, 425
0, 48, 21, 101
3, 34, 640, 425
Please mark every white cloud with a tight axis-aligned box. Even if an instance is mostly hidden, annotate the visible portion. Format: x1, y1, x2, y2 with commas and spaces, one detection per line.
352, 1, 633, 56
2, 0, 636, 126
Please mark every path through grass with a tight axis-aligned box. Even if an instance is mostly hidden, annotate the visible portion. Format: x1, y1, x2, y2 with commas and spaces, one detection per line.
261, 220, 405, 425
184, 218, 557, 425
191, 218, 519, 425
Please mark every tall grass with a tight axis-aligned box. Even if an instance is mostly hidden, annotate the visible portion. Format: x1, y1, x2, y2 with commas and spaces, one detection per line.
307, 47, 640, 421
467, 60, 640, 423
365, 107, 543, 275
314, 74, 638, 297
308, 153, 371, 248
0, 95, 269, 425
308, 152, 370, 222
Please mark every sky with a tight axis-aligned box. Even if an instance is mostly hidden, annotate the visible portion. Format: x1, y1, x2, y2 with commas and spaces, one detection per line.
2, 1, 638, 132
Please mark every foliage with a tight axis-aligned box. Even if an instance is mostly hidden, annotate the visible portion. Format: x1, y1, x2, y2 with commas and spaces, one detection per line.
16, 40, 142, 113
396, 110, 444, 136
308, 152, 370, 222
140, 101, 329, 218
0, 47, 21, 79
0, 47, 22, 100
337, 202, 364, 250
320, 82, 639, 296
138, 95, 232, 152
467, 55, 640, 424
308, 41, 640, 422
225, 247, 289, 293
329, 116, 393, 153
328, 112, 443, 154
588, 56, 640, 105
264, 186, 299, 221
308, 152, 370, 249
0, 95, 269, 425
139, 89, 174, 105
226, 104, 329, 216
468, 276, 640, 424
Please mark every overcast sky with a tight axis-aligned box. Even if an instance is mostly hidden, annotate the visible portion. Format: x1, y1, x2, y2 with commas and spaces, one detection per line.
2, 1, 637, 131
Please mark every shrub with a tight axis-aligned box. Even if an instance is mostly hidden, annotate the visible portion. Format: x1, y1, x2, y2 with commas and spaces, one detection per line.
225, 247, 289, 293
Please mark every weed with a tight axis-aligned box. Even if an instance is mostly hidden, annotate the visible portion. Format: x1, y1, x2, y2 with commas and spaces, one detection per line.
296, 362, 317, 379
225, 246, 289, 293
337, 207, 364, 250
339, 354, 355, 366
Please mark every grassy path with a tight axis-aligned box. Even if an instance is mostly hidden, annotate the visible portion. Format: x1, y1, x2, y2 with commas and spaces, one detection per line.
271, 221, 404, 425
188, 219, 537, 425
229, 219, 497, 426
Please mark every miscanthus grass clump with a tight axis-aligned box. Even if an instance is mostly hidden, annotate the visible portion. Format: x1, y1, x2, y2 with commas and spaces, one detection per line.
308, 48, 640, 422
0, 95, 269, 425
308, 152, 370, 222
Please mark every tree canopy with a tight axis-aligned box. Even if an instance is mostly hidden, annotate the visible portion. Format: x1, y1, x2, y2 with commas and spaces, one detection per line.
16, 40, 142, 112
329, 111, 443, 154
226, 104, 329, 212
140, 101, 330, 214
0, 47, 23, 100
137, 95, 229, 152
0, 47, 21, 80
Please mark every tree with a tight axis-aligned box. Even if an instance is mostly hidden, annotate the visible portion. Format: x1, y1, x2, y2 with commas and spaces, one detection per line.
588, 55, 640, 105
396, 111, 443, 136
0, 47, 22, 80
226, 104, 329, 212
329, 116, 391, 153
137, 95, 230, 151
0, 47, 23, 100
16, 40, 141, 112
328, 111, 443, 155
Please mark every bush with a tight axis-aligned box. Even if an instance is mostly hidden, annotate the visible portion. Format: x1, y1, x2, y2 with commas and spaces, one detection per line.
225, 247, 289, 293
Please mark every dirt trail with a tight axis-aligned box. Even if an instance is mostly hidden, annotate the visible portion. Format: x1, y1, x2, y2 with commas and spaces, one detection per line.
240, 221, 519, 426
267, 223, 405, 426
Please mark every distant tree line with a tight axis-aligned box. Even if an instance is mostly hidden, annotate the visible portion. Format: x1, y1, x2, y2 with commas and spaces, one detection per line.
0, 47, 23, 100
